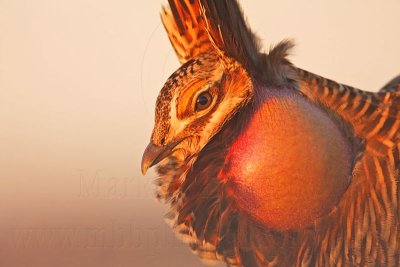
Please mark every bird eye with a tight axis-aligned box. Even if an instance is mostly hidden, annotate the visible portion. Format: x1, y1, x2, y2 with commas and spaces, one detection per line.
195, 91, 213, 112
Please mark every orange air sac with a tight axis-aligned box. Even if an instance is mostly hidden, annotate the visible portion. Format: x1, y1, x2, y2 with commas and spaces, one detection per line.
220, 89, 353, 230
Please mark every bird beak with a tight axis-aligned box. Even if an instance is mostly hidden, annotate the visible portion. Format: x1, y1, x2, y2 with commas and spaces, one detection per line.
141, 139, 183, 175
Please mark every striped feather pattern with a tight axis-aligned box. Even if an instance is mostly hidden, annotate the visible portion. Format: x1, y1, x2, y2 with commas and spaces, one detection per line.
297, 69, 400, 266
161, 0, 212, 63
154, 70, 400, 266
154, 1, 400, 266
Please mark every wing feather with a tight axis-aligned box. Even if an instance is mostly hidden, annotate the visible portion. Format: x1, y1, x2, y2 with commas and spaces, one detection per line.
380, 74, 400, 93
298, 69, 400, 265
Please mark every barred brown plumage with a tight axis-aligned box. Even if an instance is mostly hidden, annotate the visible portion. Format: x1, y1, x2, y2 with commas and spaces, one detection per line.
141, 0, 400, 266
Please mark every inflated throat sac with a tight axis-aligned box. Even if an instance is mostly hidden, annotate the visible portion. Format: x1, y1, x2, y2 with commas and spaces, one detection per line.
219, 88, 353, 230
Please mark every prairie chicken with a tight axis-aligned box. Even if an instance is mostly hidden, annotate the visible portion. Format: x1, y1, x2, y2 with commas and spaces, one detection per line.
141, 1, 400, 266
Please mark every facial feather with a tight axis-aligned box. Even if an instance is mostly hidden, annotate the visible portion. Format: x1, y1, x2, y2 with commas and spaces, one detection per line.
151, 51, 253, 161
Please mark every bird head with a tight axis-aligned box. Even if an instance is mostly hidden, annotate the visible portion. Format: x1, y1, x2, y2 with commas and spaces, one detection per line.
140, 0, 270, 174
141, 51, 253, 174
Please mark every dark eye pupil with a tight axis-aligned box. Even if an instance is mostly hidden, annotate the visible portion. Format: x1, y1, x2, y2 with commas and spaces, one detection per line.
196, 92, 212, 111
197, 95, 209, 106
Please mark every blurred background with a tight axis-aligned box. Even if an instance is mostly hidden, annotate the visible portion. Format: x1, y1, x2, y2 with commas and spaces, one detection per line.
0, 0, 399, 266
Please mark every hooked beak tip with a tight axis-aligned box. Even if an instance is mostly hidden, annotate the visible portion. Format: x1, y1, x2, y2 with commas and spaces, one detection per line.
141, 162, 149, 175
141, 138, 186, 176
141, 142, 169, 175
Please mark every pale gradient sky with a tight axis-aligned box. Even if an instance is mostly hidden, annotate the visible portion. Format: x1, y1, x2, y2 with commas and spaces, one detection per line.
0, 1, 399, 266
